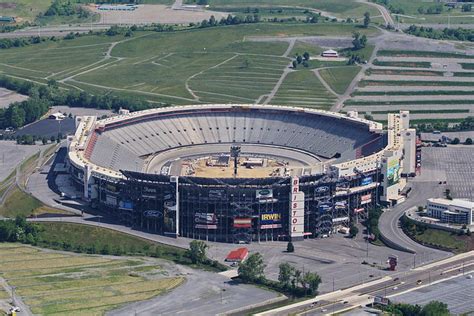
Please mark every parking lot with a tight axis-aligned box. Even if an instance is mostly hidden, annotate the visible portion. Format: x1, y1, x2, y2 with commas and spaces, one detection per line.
421, 146, 474, 200
0, 141, 41, 182
391, 274, 474, 315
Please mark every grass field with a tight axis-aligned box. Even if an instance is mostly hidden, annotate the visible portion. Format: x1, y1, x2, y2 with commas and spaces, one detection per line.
377, 0, 474, 24
319, 66, 360, 94
413, 229, 467, 253
0, 0, 51, 22
206, 0, 380, 19
0, 23, 376, 106
269, 70, 336, 109
34, 222, 188, 260
0, 243, 184, 315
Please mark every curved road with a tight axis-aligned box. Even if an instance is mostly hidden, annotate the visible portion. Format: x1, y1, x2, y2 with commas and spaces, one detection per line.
378, 178, 449, 257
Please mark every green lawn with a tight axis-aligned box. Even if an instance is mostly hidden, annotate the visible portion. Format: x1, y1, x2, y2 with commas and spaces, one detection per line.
379, 0, 474, 24
0, 23, 375, 105
414, 228, 467, 253
269, 70, 336, 109
319, 66, 361, 94
0, 0, 51, 22
0, 186, 42, 218
35, 222, 188, 261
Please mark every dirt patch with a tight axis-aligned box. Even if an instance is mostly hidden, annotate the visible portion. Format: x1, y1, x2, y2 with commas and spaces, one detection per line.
0, 3, 16, 9
457, 234, 474, 251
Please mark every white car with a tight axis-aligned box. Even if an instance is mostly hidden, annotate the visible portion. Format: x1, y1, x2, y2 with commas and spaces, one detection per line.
9, 306, 20, 312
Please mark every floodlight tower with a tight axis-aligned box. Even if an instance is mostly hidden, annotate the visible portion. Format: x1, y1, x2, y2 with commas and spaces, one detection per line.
230, 145, 241, 177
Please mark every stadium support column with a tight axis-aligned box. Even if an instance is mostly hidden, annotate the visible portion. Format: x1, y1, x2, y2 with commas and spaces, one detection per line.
171, 176, 179, 238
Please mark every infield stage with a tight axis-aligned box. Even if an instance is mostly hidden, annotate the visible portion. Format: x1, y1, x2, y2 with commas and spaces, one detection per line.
143, 143, 324, 178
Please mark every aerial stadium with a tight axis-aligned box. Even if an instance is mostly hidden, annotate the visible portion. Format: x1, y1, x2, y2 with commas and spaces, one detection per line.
67, 104, 416, 243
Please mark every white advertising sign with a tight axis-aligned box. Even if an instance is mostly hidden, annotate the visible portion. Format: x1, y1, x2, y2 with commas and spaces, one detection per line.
290, 177, 305, 238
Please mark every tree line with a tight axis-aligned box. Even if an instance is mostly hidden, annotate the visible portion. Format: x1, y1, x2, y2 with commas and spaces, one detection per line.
238, 252, 321, 297
0, 76, 165, 129
405, 25, 474, 42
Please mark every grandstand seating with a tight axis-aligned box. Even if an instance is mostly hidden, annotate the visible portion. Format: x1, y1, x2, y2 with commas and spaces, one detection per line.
88, 109, 383, 172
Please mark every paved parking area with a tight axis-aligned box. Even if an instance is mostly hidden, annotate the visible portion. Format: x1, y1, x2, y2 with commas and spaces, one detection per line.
0, 141, 41, 182
391, 274, 474, 315
421, 146, 474, 200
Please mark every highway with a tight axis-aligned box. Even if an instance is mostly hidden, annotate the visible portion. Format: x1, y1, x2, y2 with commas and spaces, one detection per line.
258, 251, 474, 316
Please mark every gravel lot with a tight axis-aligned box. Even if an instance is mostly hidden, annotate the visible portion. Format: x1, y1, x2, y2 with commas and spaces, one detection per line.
92, 4, 227, 25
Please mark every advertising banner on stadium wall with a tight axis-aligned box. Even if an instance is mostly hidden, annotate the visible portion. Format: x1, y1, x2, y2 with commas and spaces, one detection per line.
119, 200, 134, 210
361, 193, 372, 205
335, 201, 347, 209
387, 157, 400, 187
261, 224, 282, 229
105, 195, 117, 206
354, 207, 365, 213
361, 177, 373, 186
290, 177, 305, 238
260, 212, 281, 224
256, 189, 273, 199
209, 189, 225, 200
195, 213, 218, 229
234, 217, 252, 228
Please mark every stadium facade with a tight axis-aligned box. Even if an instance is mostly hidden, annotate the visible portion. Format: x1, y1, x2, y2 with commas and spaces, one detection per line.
67, 105, 415, 243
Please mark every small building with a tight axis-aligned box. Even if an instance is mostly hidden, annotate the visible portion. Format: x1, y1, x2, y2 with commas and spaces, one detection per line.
225, 247, 248, 263
321, 49, 339, 58
427, 198, 474, 226
49, 112, 66, 120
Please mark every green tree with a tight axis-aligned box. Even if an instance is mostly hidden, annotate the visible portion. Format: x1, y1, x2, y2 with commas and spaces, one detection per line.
451, 137, 460, 145
296, 55, 303, 64
363, 12, 370, 28
352, 32, 366, 50
188, 240, 208, 264
42, 136, 48, 145
464, 138, 472, 145
287, 241, 295, 252
292, 60, 297, 68
302, 271, 321, 295
278, 262, 294, 288
303, 52, 310, 61
420, 301, 449, 316
238, 252, 266, 282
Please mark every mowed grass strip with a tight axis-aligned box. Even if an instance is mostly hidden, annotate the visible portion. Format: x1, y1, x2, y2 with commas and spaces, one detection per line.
359, 80, 474, 87
367, 69, 444, 77
377, 50, 474, 59
190, 54, 289, 102
0, 243, 184, 315
319, 66, 360, 94
270, 70, 335, 109
372, 59, 431, 68
353, 90, 474, 96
